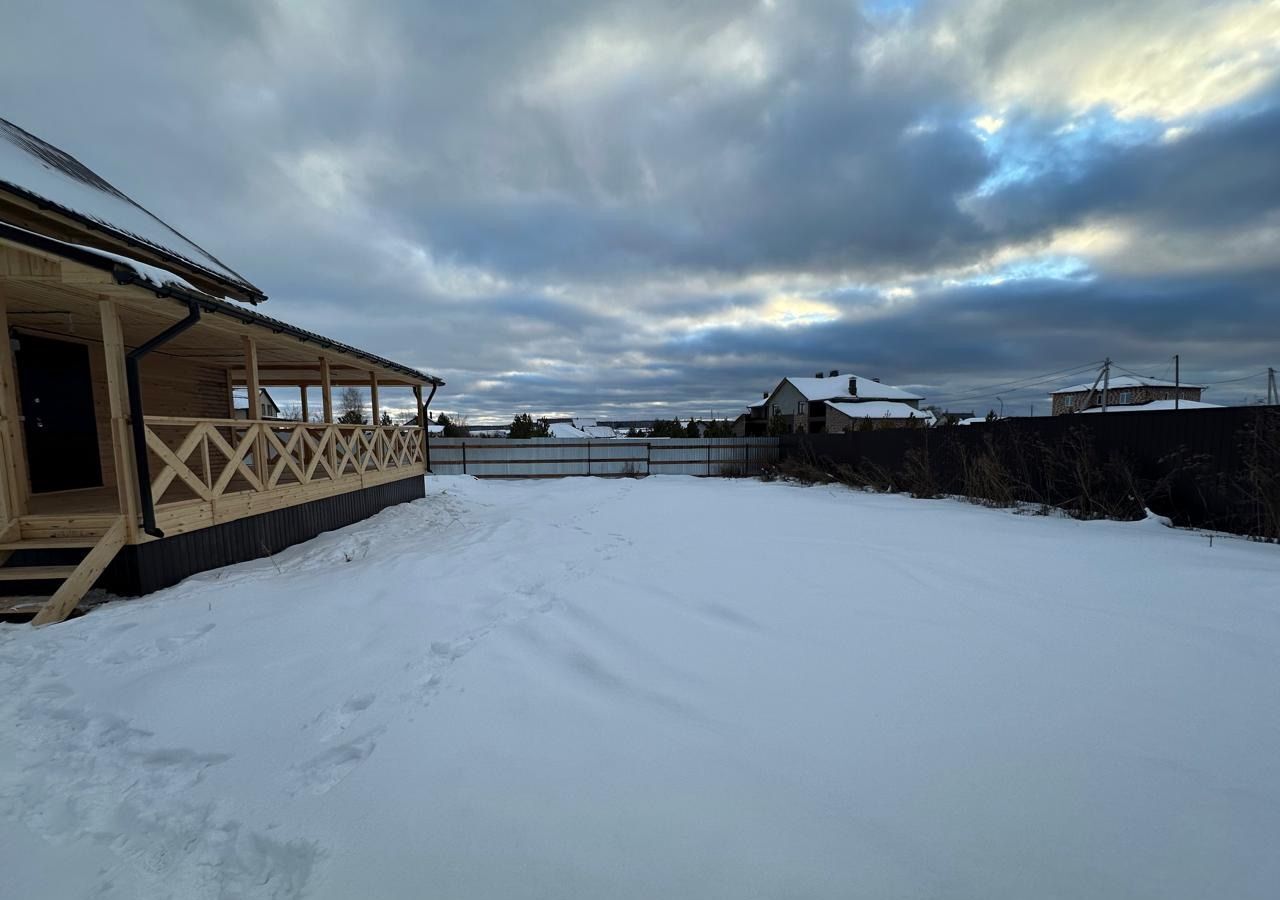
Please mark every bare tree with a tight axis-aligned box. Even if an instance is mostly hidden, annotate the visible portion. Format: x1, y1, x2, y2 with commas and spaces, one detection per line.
338, 386, 367, 425
278, 402, 303, 422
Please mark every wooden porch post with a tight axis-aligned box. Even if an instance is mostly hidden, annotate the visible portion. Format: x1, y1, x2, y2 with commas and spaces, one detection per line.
99, 297, 140, 539
320, 358, 333, 422
243, 335, 265, 482
320, 357, 336, 475
299, 385, 309, 423
0, 285, 29, 519
369, 371, 380, 425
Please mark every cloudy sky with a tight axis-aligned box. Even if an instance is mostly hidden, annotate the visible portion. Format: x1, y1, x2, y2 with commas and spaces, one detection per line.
2, 0, 1278, 421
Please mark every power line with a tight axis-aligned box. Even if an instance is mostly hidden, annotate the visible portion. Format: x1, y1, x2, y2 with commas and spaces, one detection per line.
933, 361, 1103, 406
1200, 371, 1269, 386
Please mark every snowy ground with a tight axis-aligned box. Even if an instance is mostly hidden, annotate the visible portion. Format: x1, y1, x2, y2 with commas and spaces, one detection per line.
2, 476, 1279, 899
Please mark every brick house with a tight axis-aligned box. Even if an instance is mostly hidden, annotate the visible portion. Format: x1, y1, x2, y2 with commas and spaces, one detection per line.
1051, 375, 1205, 415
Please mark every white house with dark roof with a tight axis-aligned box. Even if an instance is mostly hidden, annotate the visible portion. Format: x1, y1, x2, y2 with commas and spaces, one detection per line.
752, 370, 929, 433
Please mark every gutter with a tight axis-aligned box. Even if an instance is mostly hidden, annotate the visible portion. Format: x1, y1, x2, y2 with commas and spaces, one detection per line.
126, 296, 202, 538
423, 382, 438, 472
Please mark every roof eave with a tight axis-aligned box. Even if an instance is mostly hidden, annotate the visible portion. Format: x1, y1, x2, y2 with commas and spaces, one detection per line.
0, 180, 268, 304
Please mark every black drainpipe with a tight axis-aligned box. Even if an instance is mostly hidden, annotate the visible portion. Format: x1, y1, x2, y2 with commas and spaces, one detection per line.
126, 297, 202, 538
423, 382, 438, 473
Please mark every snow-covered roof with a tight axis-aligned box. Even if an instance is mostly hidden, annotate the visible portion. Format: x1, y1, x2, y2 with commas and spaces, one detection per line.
0, 117, 264, 303
784, 375, 923, 402
827, 401, 935, 423
548, 422, 590, 438
1078, 399, 1222, 413
582, 425, 618, 439
1054, 375, 1202, 394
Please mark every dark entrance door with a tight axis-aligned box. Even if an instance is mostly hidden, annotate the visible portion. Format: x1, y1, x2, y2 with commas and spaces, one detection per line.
14, 333, 103, 493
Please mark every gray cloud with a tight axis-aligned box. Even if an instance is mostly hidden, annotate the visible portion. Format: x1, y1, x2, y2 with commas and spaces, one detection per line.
2, 0, 1278, 422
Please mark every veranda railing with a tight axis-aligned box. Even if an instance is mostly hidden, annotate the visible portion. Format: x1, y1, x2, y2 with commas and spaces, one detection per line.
142, 417, 425, 509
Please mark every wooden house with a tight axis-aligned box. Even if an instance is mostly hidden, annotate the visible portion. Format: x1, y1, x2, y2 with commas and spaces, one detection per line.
0, 118, 442, 623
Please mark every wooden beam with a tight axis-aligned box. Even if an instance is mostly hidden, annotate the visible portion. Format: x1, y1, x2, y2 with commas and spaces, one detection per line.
31, 517, 127, 626
0, 284, 29, 518
300, 385, 309, 423
370, 371, 380, 426
320, 357, 333, 423
243, 335, 266, 482
99, 297, 140, 540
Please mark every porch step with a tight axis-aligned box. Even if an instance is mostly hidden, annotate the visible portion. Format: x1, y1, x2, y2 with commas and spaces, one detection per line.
0, 537, 99, 550
18, 515, 121, 541
0, 517, 128, 625
0, 565, 79, 581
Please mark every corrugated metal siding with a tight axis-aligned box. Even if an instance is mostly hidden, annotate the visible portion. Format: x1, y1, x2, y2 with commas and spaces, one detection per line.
101, 475, 425, 595
430, 438, 779, 477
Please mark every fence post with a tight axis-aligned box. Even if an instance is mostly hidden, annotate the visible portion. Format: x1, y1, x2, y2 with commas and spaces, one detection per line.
707, 439, 712, 476
646, 442, 651, 476
587, 440, 592, 477
462, 441, 467, 475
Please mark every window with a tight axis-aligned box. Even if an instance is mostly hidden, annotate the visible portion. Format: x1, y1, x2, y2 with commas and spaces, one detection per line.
797, 400, 808, 415
1114, 390, 1132, 404
772, 404, 782, 417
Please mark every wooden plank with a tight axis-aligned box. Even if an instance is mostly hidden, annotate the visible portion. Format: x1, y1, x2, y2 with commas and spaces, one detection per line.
243, 334, 265, 483
147, 421, 210, 502
0, 565, 78, 581
0, 536, 97, 550
264, 424, 306, 488
145, 426, 213, 501
0, 286, 29, 517
32, 517, 127, 625
18, 514, 119, 541
320, 358, 334, 423
300, 385, 309, 423
98, 297, 140, 540
370, 372, 380, 425
208, 424, 263, 495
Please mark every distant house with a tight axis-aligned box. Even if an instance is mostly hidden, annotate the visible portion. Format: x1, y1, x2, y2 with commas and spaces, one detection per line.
734, 397, 770, 437
548, 422, 589, 438
1051, 376, 1206, 415
748, 371, 929, 433
546, 419, 617, 439
233, 387, 281, 420
826, 400, 935, 431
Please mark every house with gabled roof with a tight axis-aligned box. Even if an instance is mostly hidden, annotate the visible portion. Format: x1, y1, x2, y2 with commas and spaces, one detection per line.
1051, 375, 1205, 415
0, 117, 442, 622
757, 370, 930, 433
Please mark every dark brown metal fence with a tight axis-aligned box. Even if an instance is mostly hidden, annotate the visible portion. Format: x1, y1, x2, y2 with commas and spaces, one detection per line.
781, 406, 1280, 539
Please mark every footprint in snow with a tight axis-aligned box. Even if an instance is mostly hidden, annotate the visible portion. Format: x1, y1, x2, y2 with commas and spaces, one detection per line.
288, 728, 383, 796
308, 693, 376, 741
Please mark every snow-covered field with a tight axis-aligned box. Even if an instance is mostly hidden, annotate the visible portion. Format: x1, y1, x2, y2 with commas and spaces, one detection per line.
2, 476, 1279, 899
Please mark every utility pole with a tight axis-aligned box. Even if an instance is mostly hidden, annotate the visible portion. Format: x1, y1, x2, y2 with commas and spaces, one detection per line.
1175, 354, 1180, 410
1101, 357, 1111, 413
1268, 367, 1277, 405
